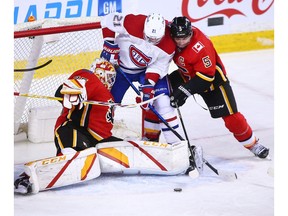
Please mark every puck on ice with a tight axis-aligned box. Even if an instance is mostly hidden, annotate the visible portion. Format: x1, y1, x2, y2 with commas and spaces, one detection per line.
174, 188, 182, 192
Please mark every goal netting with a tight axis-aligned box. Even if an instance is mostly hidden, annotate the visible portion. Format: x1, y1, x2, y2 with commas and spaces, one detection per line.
14, 17, 142, 142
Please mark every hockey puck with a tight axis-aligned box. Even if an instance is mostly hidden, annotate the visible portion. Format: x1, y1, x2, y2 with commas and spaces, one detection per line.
174, 188, 182, 192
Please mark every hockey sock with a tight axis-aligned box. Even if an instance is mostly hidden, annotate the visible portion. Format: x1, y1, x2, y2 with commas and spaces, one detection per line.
143, 110, 161, 141
222, 112, 255, 146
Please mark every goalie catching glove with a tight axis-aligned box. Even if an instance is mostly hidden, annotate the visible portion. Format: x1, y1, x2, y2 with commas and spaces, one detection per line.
100, 40, 120, 65
60, 79, 87, 109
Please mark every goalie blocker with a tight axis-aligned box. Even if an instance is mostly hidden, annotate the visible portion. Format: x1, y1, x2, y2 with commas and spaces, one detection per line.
14, 140, 190, 194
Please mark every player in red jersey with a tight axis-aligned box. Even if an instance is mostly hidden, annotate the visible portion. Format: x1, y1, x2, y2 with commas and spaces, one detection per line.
54, 58, 122, 155
168, 16, 269, 159
100, 12, 181, 144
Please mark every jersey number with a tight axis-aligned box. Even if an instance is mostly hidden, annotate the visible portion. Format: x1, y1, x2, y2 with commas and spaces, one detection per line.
202, 56, 212, 68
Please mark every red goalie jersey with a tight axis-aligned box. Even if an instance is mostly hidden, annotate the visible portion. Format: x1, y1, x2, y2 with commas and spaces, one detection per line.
55, 69, 114, 141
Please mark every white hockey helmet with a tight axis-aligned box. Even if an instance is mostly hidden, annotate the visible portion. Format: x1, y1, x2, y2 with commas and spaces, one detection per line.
143, 13, 166, 45
90, 58, 116, 90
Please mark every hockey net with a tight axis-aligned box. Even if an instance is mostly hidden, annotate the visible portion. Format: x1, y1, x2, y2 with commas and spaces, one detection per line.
14, 17, 142, 142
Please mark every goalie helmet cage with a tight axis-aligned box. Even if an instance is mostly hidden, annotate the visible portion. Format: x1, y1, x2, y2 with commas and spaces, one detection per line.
14, 17, 142, 139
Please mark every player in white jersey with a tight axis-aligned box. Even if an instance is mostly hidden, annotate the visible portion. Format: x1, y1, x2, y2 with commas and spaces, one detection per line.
100, 12, 181, 144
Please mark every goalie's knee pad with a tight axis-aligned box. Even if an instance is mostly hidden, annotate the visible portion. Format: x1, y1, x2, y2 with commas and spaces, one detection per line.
222, 112, 254, 143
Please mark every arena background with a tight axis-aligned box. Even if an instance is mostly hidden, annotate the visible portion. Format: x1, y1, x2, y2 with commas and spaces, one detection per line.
14, 0, 274, 53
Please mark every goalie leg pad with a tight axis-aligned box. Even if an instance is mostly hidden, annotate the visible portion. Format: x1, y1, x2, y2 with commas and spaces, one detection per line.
97, 140, 190, 175
21, 147, 100, 194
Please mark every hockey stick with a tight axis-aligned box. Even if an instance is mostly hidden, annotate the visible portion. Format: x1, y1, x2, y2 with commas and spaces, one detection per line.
115, 66, 237, 179
14, 59, 52, 72
114, 66, 184, 140
176, 104, 237, 181
116, 65, 236, 180
174, 103, 198, 177
203, 158, 237, 181
114, 66, 200, 177
14, 92, 164, 108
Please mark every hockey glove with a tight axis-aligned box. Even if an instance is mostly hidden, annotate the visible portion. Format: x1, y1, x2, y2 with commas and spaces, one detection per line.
61, 79, 87, 109
100, 40, 120, 65
170, 84, 192, 108
138, 80, 155, 110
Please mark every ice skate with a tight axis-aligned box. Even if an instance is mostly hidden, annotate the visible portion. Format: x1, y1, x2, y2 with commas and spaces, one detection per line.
249, 141, 270, 159
14, 173, 32, 194
192, 146, 204, 173
185, 145, 203, 179
185, 155, 199, 179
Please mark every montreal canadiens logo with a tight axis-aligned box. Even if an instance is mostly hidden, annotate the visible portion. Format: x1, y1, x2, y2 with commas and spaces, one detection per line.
129, 45, 152, 67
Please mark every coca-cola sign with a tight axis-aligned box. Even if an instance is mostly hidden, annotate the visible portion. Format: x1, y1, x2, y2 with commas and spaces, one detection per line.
182, 0, 274, 22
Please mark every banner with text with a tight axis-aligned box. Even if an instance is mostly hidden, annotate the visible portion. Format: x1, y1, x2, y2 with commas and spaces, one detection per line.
14, 0, 274, 36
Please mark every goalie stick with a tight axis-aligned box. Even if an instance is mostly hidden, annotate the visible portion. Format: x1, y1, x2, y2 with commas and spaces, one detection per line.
115, 66, 237, 180
14, 59, 52, 72
14, 92, 164, 108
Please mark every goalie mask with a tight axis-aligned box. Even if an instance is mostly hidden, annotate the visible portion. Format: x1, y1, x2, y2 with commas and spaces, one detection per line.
90, 58, 116, 90
143, 13, 165, 45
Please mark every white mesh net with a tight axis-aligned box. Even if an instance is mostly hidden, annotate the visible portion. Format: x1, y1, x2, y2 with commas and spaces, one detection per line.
14, 17, 142, 139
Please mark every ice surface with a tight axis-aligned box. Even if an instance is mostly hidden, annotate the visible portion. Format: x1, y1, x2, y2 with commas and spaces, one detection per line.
14, 49, 274, 216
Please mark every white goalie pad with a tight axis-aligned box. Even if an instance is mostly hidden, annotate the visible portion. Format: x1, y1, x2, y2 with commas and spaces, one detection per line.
23, 147, 100, 194
96, 140, 190, 175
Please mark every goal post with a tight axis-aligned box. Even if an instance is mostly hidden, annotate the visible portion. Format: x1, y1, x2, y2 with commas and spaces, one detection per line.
14, 17, 141, 141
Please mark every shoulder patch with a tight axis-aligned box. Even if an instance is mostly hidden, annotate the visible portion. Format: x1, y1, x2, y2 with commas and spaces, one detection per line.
192, 41, 205, 53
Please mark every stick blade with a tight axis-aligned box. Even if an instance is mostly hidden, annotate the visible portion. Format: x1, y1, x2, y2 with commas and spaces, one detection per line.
217, 170, 238, 181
